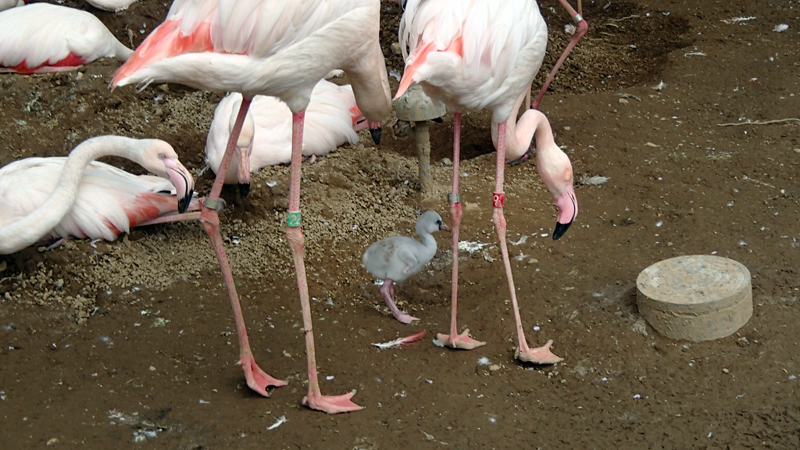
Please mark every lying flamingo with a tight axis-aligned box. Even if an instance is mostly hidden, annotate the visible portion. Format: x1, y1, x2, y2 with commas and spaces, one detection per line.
396, 0, 585, 363
362, 210, 450, 324
0, 3, 132, 74
111, 0, 391, 414
206, 79, 364, 196
0, 136, 194, 255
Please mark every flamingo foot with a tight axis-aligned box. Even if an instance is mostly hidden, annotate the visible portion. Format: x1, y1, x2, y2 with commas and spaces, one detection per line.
435, 328, 486, 350
506, 148, 532, 166
515, 339, 563, 364
394, 312, 420, 324
303, 390, 363, 414
239, 357, 287, 397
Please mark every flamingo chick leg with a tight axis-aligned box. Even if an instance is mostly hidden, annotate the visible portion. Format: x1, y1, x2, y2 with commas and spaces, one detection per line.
435, 112, 486, 350
287, 111, 362, 414
531, 0, 588, 109
204, 97, 287, 395
492, 121, 563, 364
379, 279, 419, 324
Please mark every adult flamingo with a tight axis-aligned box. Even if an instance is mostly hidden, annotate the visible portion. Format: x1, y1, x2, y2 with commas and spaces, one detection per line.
110, 0, 391, 414
396, 0, 585, 363
0, 3, 132, 74
0, 136, 194, 255
206, 79, 364, 195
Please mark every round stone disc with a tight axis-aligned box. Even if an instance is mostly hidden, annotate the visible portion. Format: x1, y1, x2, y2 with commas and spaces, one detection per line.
636, 255, 752, 342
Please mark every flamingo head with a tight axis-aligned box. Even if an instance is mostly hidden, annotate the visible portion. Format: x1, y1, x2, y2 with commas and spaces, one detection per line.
156, 148, 195, 214
536, 143, 578, 240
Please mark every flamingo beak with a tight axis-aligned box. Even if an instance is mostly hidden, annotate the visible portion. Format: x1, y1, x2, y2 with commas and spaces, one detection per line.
163, 158, 195, 213
236, 144, 252, 198
368, 120, 382, 145
552, 183, 577, 240
440, 222, 451, 232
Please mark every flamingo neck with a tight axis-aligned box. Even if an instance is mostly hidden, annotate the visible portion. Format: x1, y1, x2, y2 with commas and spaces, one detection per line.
492, 91, 538, 160
0, 136, 155, 254
416, 231, 438, 263
346, 44, 392, 122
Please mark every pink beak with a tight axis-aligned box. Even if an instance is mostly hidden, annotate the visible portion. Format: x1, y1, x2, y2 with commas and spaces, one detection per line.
236, 144, 252, 198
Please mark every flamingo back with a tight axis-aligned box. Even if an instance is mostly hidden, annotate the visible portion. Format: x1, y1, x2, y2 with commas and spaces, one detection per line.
0, 3, 132, 73
398, 0, 547, 122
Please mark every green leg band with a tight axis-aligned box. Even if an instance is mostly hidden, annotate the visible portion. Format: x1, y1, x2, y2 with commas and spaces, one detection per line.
287, 210, 302, 228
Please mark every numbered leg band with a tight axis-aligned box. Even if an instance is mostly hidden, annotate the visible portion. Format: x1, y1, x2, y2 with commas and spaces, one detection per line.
287, 210, 302, 228
492, 192, 505, 208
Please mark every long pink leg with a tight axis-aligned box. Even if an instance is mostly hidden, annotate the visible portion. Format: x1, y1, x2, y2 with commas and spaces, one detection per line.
379, 279, 419, 324
532, 0, 588, 109
287, 111, 362, 414
435, 112, 486, 349
203, 97, 287, 394
492, 122, 563, 364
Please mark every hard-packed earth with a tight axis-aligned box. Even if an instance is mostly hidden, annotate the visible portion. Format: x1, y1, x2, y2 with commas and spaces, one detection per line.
1, 0, 798, 448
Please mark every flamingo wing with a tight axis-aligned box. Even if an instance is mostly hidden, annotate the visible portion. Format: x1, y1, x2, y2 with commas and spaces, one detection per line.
398, 0, 547, 121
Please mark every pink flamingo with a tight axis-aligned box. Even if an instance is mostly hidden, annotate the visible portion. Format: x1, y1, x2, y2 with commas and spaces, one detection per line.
0, 136, 194, 254
0, 3, 132, 74
395, 0, 585, 363
110, 0, 391, 414
205, 79, 365, 196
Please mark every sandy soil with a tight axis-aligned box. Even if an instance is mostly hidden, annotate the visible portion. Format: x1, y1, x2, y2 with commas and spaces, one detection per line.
1, 0, 799, 448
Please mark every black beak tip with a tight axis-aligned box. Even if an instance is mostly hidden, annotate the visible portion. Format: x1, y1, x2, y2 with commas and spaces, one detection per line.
177, 189, 193, 213
238, 182, 251, 198
552, 221, 572, 240
369, 127, 382, 145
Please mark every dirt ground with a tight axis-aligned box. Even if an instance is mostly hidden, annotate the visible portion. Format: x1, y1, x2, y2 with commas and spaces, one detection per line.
1, 0, 799, 448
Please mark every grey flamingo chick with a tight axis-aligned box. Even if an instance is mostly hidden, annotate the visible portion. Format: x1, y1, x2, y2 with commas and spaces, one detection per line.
363, 211, 450, 324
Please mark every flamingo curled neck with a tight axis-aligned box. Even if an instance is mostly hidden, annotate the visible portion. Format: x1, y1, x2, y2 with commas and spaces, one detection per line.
0, 136, 194, 254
